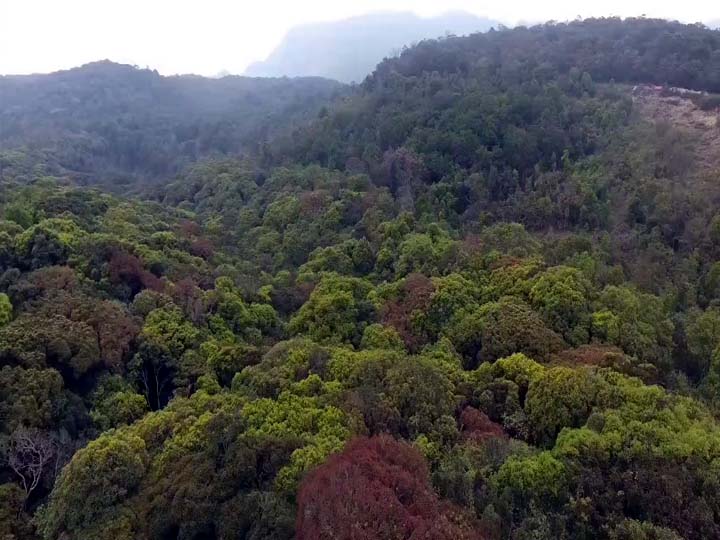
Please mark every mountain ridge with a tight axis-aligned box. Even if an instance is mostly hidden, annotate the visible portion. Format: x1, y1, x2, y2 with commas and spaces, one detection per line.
0, 60, 346, 187
244, 11, 498, 83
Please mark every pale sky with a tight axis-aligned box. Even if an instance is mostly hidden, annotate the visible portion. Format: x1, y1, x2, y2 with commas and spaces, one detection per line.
0, 0, 718, 76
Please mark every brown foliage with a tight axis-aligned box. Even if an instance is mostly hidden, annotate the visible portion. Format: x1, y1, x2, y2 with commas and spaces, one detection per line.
178, 219, 202, 239
189, 238, 214, 259
296, 435, 486, 540
26, 266, 78, 294
556, 345, 659, 384
108, 251, 164, 295
31, 291, 140, 372
382, 273, 435, 351
459, 407, 506, 443
9, 266, 79, 305
556, 344, 625, 366
172, 278, 206, 324
81, 300, 139, 372
379, 148, 428, 192
299, 190, 329, 217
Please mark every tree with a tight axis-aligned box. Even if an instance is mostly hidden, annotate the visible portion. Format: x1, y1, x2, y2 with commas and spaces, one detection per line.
525, 366, 600, 444
459, 407, 505, 443
296, 435, 485, 540
289, 274, 375, 345
90, 376, 148, 431
4, 427, 56, 502
591, 285, 674, 371
107, 250, 164, 299
0, 366, 67, 432
37, 432, 149, 540
0, 314, 101, 378
0, 482, 34, 540
446, 297, 564, 368
381, 273, 435, 351
0, 293, 11, 327
419, 273, 482, 341
686, 307, 720, 377
529, 266, 593, 345
31, 291, 140, 372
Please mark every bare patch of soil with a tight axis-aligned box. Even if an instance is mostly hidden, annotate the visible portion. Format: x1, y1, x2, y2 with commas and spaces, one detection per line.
633, 87, 720, 171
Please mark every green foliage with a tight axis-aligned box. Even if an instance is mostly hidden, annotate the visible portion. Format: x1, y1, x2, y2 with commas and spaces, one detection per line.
0, 367, 68, 433
529, 265, 594, 345
241, 392, 353, 492
141, 306, 201, 358
5, 17, 720, 540
395, 229, 458, 277
608, 520, 683, 540
525, 367, 600, 444
447, 297, 564, 367
289, 274, 375, 345
38, 432, 149, 540
419, 273, 482, 340
592, 285, 674, 370
0, 293, 11, 327
360, 323, 405, 351
490, 353, 545, 388
90, 376, 148, 431
494, 451, 566, 500
234, 339, 327, 398
686, 307, 720, 375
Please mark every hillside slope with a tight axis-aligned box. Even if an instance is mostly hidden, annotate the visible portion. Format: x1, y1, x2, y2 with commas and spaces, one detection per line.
5, 18, 720, 540
633, 86, 720, 174
0, 61, 345, 187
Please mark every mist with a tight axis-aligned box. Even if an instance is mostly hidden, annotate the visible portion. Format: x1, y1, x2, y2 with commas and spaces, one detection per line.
2, 0, 719, 76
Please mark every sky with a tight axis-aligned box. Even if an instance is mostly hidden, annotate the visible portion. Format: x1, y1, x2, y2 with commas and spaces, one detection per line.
1, 0, 719, 76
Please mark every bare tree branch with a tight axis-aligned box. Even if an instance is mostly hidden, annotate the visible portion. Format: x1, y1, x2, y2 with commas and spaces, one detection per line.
4, 427, 56, 502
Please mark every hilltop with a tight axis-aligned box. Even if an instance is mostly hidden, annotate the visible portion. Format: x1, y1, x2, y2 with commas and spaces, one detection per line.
244, 11, 498, 83
0, 61, 345, 188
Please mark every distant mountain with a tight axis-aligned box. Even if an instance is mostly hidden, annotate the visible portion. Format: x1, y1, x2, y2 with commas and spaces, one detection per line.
244, 11, 498, 83
0, 61, 345, 187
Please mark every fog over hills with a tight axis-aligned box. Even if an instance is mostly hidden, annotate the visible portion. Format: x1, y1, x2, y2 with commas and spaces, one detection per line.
244, 11, 498, 83
0, 61, 344, 187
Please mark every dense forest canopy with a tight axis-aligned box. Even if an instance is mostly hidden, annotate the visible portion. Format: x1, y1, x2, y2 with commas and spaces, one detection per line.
2, 16, 720, 540
0, 61, 344, 188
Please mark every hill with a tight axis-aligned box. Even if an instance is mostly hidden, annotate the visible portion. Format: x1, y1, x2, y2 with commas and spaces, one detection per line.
5, 17, 720, 540
244, 11, 498, 83
0, 61, 345, 188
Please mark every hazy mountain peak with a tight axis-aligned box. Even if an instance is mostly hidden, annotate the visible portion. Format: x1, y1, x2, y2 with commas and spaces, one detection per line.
244, 11, 498, 83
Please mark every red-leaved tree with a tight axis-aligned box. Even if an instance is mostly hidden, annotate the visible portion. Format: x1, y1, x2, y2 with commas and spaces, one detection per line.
296, 435, 486, 540
382, 273, 435, 351
459, 407, 506, 443
108, 250, 164, 295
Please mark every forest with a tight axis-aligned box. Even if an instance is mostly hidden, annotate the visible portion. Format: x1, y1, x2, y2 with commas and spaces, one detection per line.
2, 16, 720, 540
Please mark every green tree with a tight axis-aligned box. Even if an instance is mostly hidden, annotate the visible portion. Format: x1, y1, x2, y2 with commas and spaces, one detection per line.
37, 432, 149, 540
529, 266, 593, 345
289, 275, 375, 345
0, 293, 11, 327
446, 297, 564, 367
